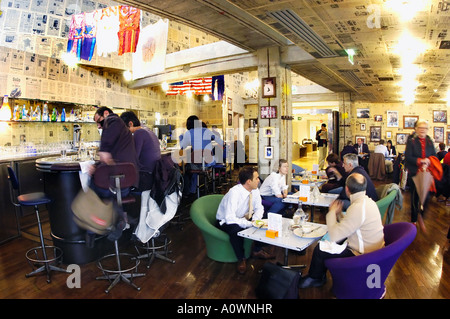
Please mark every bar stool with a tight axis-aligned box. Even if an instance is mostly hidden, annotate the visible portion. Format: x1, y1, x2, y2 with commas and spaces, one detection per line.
134, 224, 175, 269
7, 165, 69, 283
93, 163, 145, 293
189, 149, 212, 198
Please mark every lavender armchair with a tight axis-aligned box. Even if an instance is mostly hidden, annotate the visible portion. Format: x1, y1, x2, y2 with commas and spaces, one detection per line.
324, 222, 416, 299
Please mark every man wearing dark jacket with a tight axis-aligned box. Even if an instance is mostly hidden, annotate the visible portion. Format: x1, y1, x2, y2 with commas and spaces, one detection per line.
354, 137, 370, 172
328, 153, 378, 210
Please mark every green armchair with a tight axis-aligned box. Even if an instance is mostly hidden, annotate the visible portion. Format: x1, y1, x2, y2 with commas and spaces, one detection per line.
190, 194, 253, 262
376, 189, 397, 223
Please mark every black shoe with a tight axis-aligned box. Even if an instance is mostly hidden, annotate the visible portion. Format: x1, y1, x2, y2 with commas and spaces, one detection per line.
298, 275, 326, 288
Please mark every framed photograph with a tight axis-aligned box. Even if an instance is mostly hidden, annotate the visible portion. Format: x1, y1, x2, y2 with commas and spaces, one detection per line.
227, 97, 232, 111
360, 123, 366, 131
433, 110, 447, 123
403, 115, 419, 129
387, 111, 399, 127
260, 106, 277, 119
396, 133, 408, 145
434, 126, 444, 143
249, 118, 258, 132
355, 136, 366, 144
262, 77, 276, 98
264, 146, 274, 159
370, 126, 381, 142
263, 127, 274, 137
357, 108, 370, 118
227, 113, 232, 126
386, 131, 392, 139
374, 115, 382, 122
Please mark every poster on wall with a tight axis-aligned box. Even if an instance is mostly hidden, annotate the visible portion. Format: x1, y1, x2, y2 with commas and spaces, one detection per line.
387, 111, 398, 127
357, 108, 369, 118
132, 19, 169, 80
260, 106, 277, 119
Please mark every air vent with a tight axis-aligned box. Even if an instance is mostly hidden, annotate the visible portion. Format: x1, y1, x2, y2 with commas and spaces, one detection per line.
267, 9, 338, 58
339, 70, 366, 87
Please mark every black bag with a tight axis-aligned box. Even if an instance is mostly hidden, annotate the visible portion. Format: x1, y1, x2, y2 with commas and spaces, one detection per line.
255, 262, 300, 299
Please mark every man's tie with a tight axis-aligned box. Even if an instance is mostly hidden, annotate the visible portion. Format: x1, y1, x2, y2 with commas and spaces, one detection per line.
245, 192, 253, 220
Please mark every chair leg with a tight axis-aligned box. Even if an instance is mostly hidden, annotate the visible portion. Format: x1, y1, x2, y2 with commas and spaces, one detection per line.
134, 235, 175, 269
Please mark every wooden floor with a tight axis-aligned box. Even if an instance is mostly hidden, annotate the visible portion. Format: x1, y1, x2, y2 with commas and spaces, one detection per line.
0, 151, 449, 301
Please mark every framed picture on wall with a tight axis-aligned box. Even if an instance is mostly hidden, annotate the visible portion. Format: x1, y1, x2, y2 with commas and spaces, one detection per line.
370, 126, 381, 142
260, 106, 277, 119
360, 123, 366, 131
228, 113, 232, 126
387, 111, 399, 127
264, 146, 274, 159
433, 110, 447, 123
262, 77, 276, 98
374, 115, 382, 122
357, 108, 370, 118
263, 127, 274, 137
403, 115, 419, 129
434, 126, 445, 143
396, 133, 408, 145
227, 97, 232, 111
355, 136, 366, 144
386, 131, 392, 139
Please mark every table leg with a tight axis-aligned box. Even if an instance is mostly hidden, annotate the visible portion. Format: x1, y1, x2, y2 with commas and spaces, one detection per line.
279, 248, 306, 271
310, 206, 315, 222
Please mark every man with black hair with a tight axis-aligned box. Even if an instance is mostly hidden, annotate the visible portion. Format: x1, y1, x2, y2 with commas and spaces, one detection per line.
298, 173, 384, 288
316, 123, 328, 170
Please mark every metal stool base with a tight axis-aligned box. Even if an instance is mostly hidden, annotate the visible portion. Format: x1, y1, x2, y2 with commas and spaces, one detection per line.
134, 234, 175, 269
25, 246, 69, 283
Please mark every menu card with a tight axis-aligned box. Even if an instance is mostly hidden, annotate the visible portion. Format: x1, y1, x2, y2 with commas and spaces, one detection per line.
268, 213, 283, 237
312, 164, 319, 174
299, 185, 309, 202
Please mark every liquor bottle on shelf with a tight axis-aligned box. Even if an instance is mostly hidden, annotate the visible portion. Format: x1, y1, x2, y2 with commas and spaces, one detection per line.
22, 105, 28, 121
0, 95, 12, 121
12, 104, 18, 121
51, 108, 57, 122
69, 108, 75, 122
42, 102, 49, 121
36, 105, 42, 121
61, 108, 66, 122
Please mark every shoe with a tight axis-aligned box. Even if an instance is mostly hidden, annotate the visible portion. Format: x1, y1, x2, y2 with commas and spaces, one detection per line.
298, 275, 326, 288
252, 249, 275, 260
237, 259, 247, 274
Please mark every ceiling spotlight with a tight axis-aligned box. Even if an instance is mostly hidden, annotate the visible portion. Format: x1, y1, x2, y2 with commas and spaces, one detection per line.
161, 82, 169, 91
61, 52, 79, 68
203, 95, 210, 102
123, 70, 133, 82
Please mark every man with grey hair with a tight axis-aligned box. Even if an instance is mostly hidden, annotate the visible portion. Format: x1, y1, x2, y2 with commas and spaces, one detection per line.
327, 153, 378, 210
298, 173, 385, 288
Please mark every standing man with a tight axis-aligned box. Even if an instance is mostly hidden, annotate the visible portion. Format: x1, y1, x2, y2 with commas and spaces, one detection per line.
216, 166, 274, 274
298, 173, 384, 288
354, 137, 370, 172
404, 119, 436, 231
316, 123, 328, 170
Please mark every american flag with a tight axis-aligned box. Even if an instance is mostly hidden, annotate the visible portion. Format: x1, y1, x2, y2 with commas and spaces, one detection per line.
166, 77, 212, 95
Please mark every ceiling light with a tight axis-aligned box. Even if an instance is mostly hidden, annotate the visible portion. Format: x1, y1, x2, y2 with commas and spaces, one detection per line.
384, 0, 430, 22
203, 95, 210, 102
123, 70, 132, 82
61, 52, 79, 68
161, 82, 169, 91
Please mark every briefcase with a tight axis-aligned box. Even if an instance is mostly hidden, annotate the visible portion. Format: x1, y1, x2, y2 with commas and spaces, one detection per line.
255, 262, 300, 299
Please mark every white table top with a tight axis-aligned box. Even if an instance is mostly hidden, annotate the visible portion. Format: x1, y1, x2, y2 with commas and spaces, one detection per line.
282, 192, 339, 206
238, 219, 327, 252
291, 179, 327, 188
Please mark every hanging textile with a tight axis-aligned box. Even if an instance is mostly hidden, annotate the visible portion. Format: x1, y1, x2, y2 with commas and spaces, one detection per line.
80, 10, 99, 61
96, 6, 120, 57
165, 77, 214, 96
211, 75, 225, 100
117, 5, 141, 56
67, 13, 85, 60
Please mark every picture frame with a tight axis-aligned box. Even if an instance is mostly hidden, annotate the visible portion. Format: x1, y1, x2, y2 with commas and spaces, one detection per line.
227, 97, 232, 111
403, 115, 419, 129
396, 133, 408, 145
357, 108, 370, 119
370, 126, 381, 142
386, 131, 392, 139
434, 126, 444, 143
433, 110, 447, 123
360, 123, 366, 131
260, 106, 277, 119
262, 77, 276, 98
227, 113, 232, 126
387, 111, 399, 127
264, 146, 274, 159
355, 136, 366, 145
374, 115, 382, 122
263, 127, 274, 137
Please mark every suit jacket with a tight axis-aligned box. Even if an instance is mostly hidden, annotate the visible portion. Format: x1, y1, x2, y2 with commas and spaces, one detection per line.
354, 143, 369, 156
404, 135, 436, 177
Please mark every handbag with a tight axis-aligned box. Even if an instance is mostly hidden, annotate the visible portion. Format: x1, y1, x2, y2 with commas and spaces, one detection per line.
255, 262, 300, 299
71, 187, 115, 235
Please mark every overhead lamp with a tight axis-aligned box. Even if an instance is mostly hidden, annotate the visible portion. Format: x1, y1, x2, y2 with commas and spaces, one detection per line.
384, 0, 430, 22
203, 95, 210, 102
61, 52, 79, 68
161, 82, 169, 91
123, 70, 132, 82
346, 49, 356, 65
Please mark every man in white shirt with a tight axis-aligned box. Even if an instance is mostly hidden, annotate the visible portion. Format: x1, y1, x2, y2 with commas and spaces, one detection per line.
374, 139, 393, 173
216, 166, 275, 274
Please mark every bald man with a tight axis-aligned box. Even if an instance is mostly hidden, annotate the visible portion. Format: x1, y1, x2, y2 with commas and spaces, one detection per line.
299, 173, 385, 288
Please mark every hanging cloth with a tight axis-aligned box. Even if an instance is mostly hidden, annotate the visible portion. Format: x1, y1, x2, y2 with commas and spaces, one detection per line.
96, 6, 120, 57
117, 5, 141, 56
80, 11, 99, 61
67, 13, 85, 59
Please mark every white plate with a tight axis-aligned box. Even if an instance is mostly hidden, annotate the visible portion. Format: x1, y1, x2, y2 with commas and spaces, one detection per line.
293, 226, 327, 238
252, 219, 268, 229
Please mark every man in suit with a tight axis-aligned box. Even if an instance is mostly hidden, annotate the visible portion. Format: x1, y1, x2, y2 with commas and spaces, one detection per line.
354, 137, 370, 172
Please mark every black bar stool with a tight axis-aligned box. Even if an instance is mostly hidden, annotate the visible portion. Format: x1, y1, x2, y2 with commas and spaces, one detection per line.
93, 163, 145, 293
7, 165, 68, 283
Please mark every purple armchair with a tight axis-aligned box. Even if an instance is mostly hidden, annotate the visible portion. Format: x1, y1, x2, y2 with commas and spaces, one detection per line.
324, 222, 416, 299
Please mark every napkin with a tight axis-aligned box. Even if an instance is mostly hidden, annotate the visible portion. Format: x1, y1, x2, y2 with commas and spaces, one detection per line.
78, 160, 95, 192
319, 239, 348, 254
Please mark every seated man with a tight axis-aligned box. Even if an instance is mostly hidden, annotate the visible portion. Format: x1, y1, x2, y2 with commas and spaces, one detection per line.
259, 159, 290, 215
216, 166, 274, 274
327, 153, 378, 211
298, 173, 385, 288
374, 139, 393, 174
354, 138, 370, 172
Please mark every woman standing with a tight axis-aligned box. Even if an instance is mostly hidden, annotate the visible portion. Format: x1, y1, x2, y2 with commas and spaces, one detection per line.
404, 120, 436, 231
260, 159, 290, 215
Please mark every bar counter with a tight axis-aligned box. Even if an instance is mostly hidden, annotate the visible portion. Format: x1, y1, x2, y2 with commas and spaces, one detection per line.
36, 156, 110, 264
